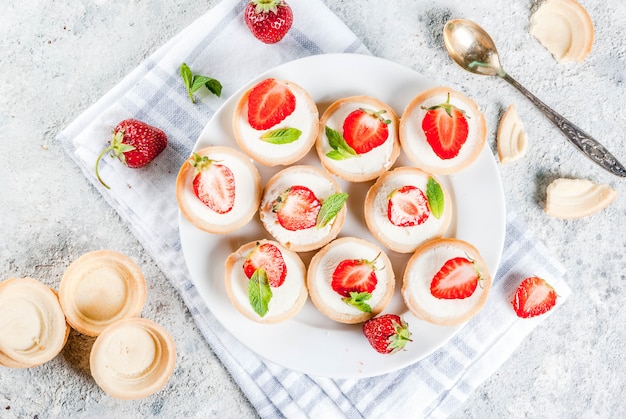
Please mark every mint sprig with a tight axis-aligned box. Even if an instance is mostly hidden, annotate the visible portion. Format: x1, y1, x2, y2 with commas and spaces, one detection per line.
248, 268, 272, 317
180, 62, 222, 103
324, 126, 357, 160
342, 291, 372, 312
426, 176, 444, 219
261, 127, 302, 144
317, 192, 348, 228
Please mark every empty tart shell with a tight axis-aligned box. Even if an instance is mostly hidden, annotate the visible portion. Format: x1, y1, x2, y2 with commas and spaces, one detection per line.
176, 146, 262, 234
232, 78, 319, 166
399, 86, 487, 174
90, 317, 176, 399
59, 250, 146, 337
259, 165, 347, 252
224, 239, 308, 324
402, 238, 492, 326
316, 95, 400, 182
497, 104, 528, 164
545, 178, 617, 219
0, 277, 69, 368
364, 167, 453, 253
530, 0, 594, 63
307, 237, 395, 324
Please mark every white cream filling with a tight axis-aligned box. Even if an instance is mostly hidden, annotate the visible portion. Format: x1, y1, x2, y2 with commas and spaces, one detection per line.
320, 101, 397, 175
235, 85, 317, 160
403, 93, 482, 169
182, 151, 258, 227
228, 251, 305, 320
311, 240, 389, 316
371, 172, 447, 246
403, 245, 485, 319
260, 170, 336, 247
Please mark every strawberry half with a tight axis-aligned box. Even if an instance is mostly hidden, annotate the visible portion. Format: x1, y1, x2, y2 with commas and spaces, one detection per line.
243, 242, 287, 287
95, 118, 168, 189
421, 93, 469, 159
247, 78, 296, 130
430, 256, 481, 300
342, 108, 390, 154
244, 0, 293, 44
189, 153, 235, 214
387, 185, 430, 227
362, 314, 412, 354
331, 254, 380, 312
512, 276, 557, 318
272, 185, 321, 231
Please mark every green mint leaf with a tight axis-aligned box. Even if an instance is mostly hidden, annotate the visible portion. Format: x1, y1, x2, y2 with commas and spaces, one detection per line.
180, 63, 222, 103
325, 125, 357, 160
180, 63, 195, 103
261, 128, 302, 144
426, 176, 444, 219
317, 192, 348, 228
247, 268, 272, 317
342, 291, 372, 313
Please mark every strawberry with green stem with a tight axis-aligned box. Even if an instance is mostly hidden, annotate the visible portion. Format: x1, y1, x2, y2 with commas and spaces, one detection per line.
94, 119, 168, 189
331, 253, 381, 312
421, 93, 469, 159
363, 314, 412, 354
244, 0, 293, 44
325, 107, 391, 160
188, 153, 235, 214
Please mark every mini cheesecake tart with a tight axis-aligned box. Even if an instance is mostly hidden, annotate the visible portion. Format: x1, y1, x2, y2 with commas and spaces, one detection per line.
224, 239, 307, 324
317, 95, 400, 182
307, 237, 395, 324
364, 167, 452, 253
402, 238, 492, 326
59, 250, 146, 337
399, 86, 487, 174
0, 277, 69, 368
176, 146, 262, 234
232, 78, 319, 166
90, 317, 176, 400
259, 165, 347, 252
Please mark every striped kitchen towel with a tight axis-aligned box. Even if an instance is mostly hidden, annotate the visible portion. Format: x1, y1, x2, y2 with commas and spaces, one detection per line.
58, 0, 569, 416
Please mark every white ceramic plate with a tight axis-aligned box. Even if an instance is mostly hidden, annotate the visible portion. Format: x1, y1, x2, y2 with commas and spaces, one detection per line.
179, 53, 506, 378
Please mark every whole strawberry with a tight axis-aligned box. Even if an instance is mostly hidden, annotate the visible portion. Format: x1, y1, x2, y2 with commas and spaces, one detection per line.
362, 314, 412, 354
244, 0, 293, 44
95, 119, 167, 189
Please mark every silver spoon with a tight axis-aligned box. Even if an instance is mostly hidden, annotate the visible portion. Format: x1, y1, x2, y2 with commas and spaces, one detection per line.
443, 18, 626, 177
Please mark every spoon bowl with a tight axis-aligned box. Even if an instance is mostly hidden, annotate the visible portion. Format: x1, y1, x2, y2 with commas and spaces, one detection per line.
442, 18, 626, 177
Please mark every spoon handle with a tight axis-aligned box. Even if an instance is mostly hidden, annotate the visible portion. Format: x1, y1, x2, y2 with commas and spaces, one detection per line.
501, 73, 626, 177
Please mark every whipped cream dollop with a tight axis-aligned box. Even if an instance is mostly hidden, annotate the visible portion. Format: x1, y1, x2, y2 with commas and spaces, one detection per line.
310, 239, 391, 317
227, 245, 306, 322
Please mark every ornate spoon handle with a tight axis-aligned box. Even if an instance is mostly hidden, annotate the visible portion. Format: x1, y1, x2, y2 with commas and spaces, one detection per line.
502, 73, 626, 177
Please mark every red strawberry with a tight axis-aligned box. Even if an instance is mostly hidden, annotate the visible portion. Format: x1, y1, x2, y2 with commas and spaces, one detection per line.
430, 257, 481, 299
362, 314, 412, 354
189, 153, 235, 214
512, 276, 557, 318
272, 185, 321, 231
421, 93, 469, 159
243, 242, 287, 287
331, 255, 379, 297
95, 118, 167, 189
244, 0, 293, 44
247, 78, 296, 130
342, 108, 390, 154
387, 185, 430, 227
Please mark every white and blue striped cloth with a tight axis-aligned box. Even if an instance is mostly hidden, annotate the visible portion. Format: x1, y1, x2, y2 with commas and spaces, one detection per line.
58, 0, 570, 416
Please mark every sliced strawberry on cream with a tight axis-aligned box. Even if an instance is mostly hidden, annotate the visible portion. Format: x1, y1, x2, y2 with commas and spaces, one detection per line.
233, 78, 319, 166
400, 86, 486, 174
272, 185, 321, 231
308, 237, 394, 324
387, 185, 430, 227
402, 238, 492, 326
225, 240, 307, 324
176, 146, 261, 234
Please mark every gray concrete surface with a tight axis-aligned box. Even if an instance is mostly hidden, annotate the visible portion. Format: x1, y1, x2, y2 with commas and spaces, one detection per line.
1, 0, 624, 417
